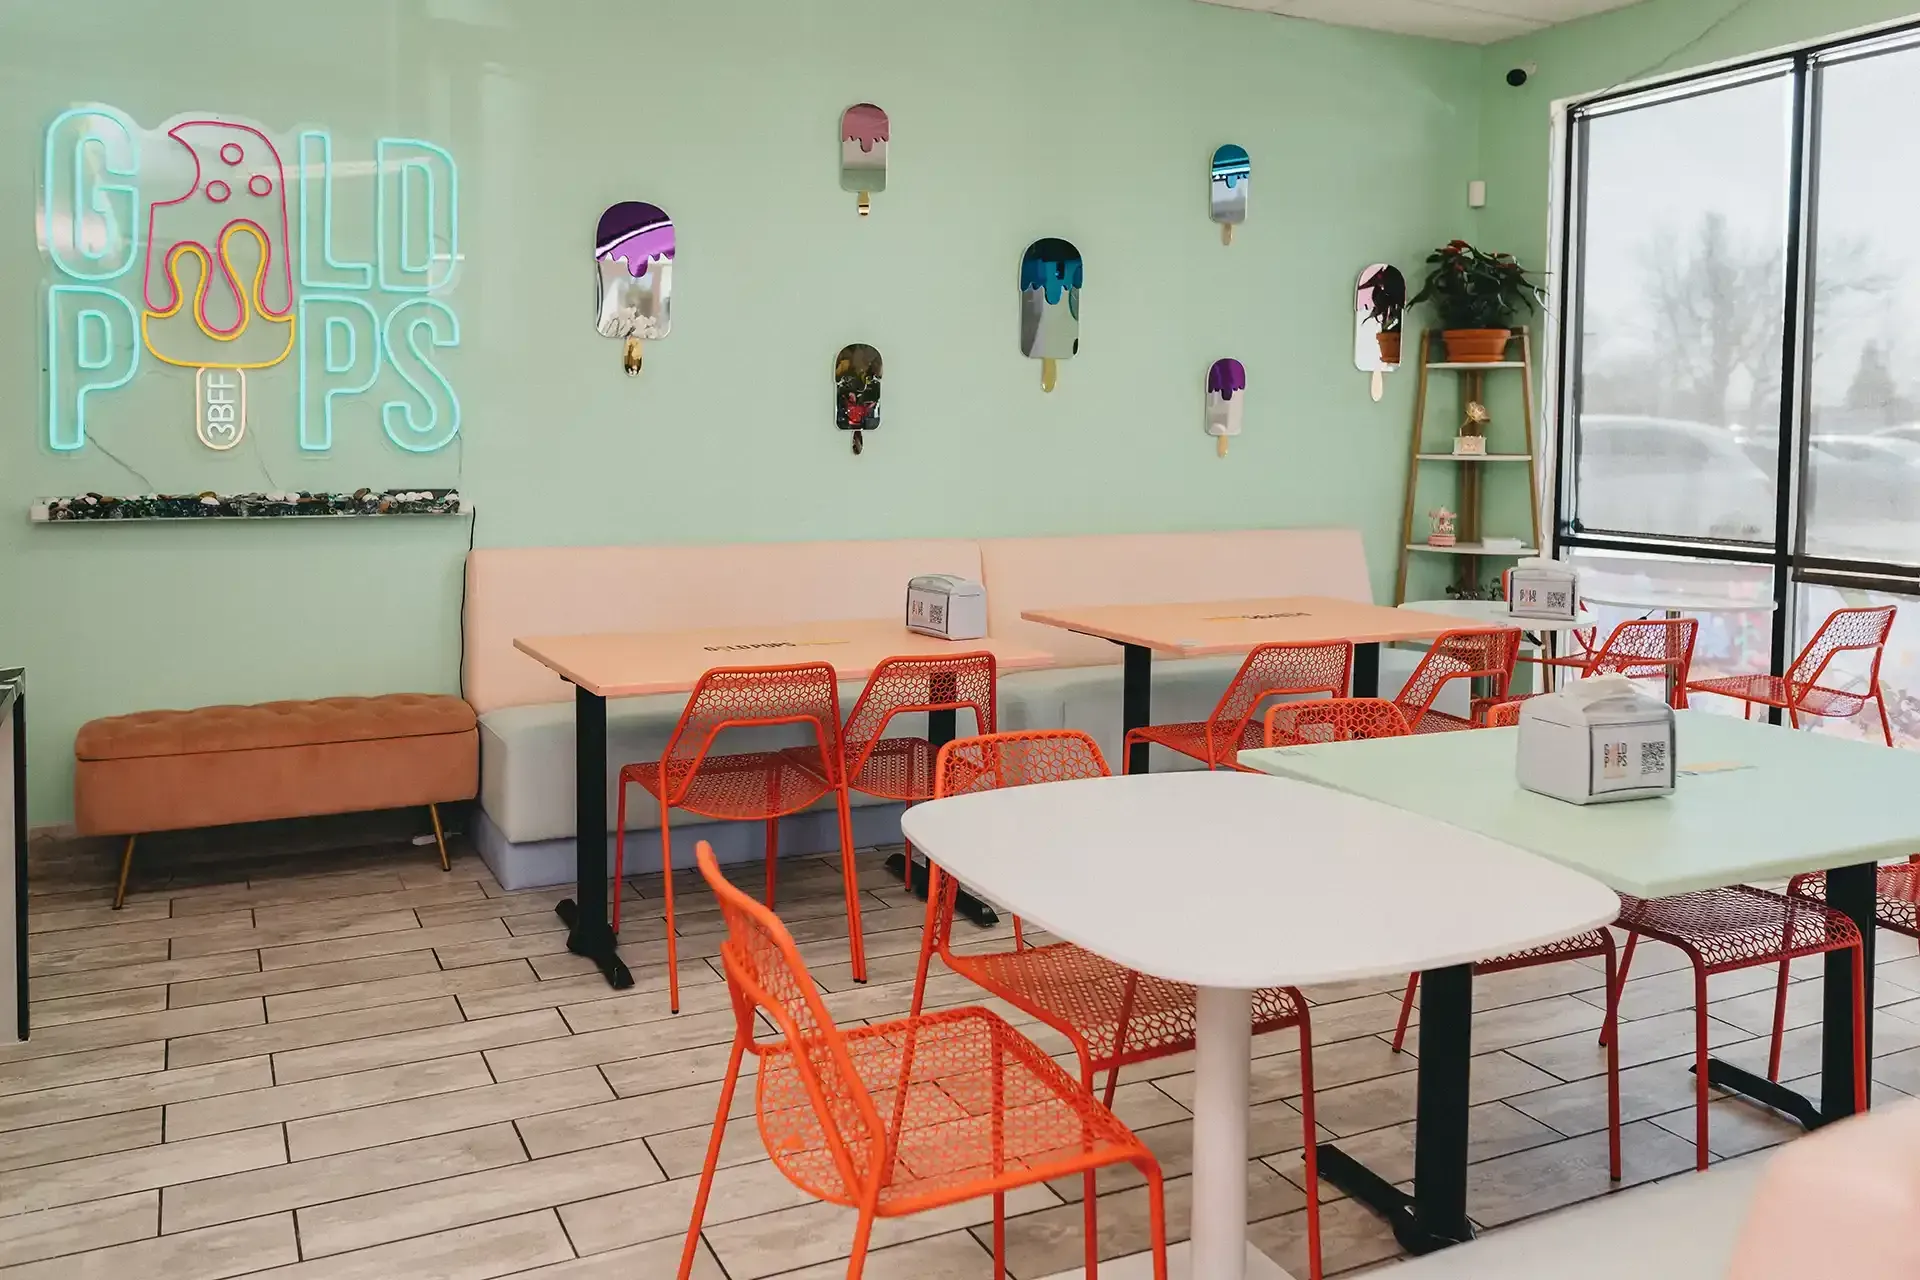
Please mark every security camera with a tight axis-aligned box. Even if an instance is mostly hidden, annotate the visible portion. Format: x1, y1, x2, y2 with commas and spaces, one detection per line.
1506, 63, 1536, 87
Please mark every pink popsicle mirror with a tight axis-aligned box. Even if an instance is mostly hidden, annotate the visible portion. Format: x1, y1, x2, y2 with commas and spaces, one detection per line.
840, 104, 888, 216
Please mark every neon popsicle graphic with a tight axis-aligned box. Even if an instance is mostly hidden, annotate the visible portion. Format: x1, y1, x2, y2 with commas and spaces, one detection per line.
1206, 358, 1246, 457
1210, 144, 1249, 245
840, 104, 889, 216
595, 201, 674, 375
1020, 238, 1082, 393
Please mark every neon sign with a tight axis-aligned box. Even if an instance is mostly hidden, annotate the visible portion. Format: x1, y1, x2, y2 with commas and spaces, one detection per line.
41, 106, 461, 454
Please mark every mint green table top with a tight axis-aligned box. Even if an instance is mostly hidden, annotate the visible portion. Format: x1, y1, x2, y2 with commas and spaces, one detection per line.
1239, 712, 1920, 899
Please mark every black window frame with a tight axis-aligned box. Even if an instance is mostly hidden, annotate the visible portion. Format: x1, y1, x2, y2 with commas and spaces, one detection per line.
1555, 21, 1920, 687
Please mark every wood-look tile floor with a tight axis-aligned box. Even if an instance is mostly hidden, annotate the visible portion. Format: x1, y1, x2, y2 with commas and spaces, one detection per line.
7, 832, 1919, 1279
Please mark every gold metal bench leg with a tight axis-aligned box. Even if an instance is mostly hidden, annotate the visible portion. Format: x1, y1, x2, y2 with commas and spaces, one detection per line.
114, 835, 138, 910
429, 803, 450, 872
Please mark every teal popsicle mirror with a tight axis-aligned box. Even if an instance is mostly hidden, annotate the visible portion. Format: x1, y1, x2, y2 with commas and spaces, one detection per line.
1020, 239, 1082, 392
1210, 145, 1249, 245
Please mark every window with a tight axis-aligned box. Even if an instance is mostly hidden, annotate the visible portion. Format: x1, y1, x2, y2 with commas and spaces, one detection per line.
1558, 27, 1920, 747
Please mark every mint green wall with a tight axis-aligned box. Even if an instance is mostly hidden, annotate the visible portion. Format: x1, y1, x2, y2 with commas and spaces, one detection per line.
1, 0, 1482, 822
1475, 0, 1920, 281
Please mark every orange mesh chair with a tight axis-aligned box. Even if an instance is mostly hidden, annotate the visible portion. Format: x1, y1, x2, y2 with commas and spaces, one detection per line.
678, 840, 1168, 1280
909, 730, 1324, 1280
1607, 886, 1867, 1171
1481, 617, 1701, 725
1264, 696, 1410, 745
1686, 605, 1897, 744
616, 663, 864, 1013
1392, 627, 1522, 733
1123, 640, 1352, 770
1484, 700, 1523, 728
1762, 862, 1920, 1081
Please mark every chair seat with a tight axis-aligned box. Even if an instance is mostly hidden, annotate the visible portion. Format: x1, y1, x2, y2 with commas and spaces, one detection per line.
757, 1005, 1148, 1215
1126, 719, 1262, 768
1685, 675, 1870, 718
1615, 885, 1862, 972
1475, 928, 1616, 975
620, 749, 836, 821
844, 736, 938, 802
1408, 708, 1477, 734
1786, 865, 1920, 939
949, 942, 1304, 1069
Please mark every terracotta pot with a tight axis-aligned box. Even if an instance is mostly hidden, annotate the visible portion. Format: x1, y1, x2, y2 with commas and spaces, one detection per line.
1440, 328, 1511, 363
1375, 331, 1402, 364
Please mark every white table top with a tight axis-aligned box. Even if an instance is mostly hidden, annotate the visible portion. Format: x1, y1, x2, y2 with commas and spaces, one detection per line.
1580, 589, 1778, 614
899, 771, 1619, 990
1240, 712, 1920, 899
1401, 599, 1598, 634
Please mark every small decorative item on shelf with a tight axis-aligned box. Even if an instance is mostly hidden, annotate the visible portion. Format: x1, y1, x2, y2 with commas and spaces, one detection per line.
1453, 399, 1491, 455
32, 490, 465, 522
1411, 239, 1542, 364
840, 103, 889, 216
1482, 536, 1526, 552
1355, 264, 1405, 402
1426, 507, 1457, 548
1020, 238, 1082, 392
595, 201, 674, 375
1209, 144, 1249, 244
1204, 358, 1245, 457
834, 343, 882, 455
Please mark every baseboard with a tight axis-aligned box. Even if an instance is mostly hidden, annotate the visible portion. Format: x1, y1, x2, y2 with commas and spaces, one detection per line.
472, 803, 908, 892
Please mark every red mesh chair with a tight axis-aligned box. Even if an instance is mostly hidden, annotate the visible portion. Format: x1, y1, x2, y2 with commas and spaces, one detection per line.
1124, 640, 1352, 770
677, 840, 1167, 1280
1484, 700, 1523, 728
1686, 605, 1897, 745
1607, 886, 1867, 1171
1482, 617, 1700, 722
1762, 862, 1920, 1081
616, 663, 864, 1013
1264, 696, 1410, 745
1392, 628, 1522, 733
909, 730, 1324, 1280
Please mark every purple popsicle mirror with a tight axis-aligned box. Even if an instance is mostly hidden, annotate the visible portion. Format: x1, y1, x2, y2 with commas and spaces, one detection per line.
1206, 359, 1245, 457
841, 104, 889, 216
595, 201, 674, 375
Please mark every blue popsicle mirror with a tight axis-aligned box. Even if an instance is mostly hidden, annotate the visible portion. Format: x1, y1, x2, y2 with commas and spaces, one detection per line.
1020, 238, 1082, 392
1210, 145, 1249, 245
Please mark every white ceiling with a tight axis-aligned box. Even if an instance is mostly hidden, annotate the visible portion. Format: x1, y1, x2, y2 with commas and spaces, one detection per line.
1197, 0, 1647, 45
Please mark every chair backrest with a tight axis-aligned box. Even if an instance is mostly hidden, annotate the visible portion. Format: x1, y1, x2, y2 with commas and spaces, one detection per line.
1584, 617, 1698, 705
1205, 641, 1352, 762
662, 663, 844, 799
842, 652, 998, 777
1394, 628, 1522, 731
1789, 606, 1897, 694
1265, 696, 1410, 745
1484, 699, 1524, 728
695, 839, 882, 1206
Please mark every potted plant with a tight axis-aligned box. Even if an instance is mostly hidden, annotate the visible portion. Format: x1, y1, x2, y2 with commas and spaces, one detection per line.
1360, 265, 1406, 364
1411, 240, 1543, 363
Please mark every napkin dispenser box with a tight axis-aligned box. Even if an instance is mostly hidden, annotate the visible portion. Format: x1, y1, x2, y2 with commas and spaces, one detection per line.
1508, 558, 1580, 622
905, 575, 987, 641
1517, 676, 1675, 805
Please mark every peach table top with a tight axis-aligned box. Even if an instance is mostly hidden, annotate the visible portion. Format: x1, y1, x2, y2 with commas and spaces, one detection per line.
513, 619, 1055, 699
1019, 596, 1504, 657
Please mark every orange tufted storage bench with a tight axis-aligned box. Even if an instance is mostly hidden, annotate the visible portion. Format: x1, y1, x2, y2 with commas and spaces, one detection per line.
74, 694, 478, 907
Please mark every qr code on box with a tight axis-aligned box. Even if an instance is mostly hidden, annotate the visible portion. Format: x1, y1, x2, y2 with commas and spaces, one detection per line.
1640, 739, 1667, 778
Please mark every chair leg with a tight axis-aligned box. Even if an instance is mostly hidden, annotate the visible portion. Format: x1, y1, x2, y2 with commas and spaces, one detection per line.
1297, 1006, 1324, 1280
1692, 961, 1710, 1172
676, 1034, 746, 1280
910, 862, 941, 1020
764, 817, 779, 907
613, 778, 629, 936
1600, 932, 1638, 1047
993, 1191, 1007, 1278
1142, 1159, 1171, 1280
1082, 1169, 1099, 1280
902, 837, 915, 890
111, 835, 138, 910
835, 785, 867, 983
660, 809, 680, 1014
1876, 693, 1895, 747
1602, 937, 1621, 1182
846, 1206, 877, 1279
1767, 956, 1791, 1082
428, 803, 450, 872
1390, 973, 1418, 1053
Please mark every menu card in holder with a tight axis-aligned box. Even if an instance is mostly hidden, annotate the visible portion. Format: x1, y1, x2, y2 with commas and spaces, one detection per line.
1517, 675, 1675, 805
905, 576, 987, 641
1509, 557, 1580, 623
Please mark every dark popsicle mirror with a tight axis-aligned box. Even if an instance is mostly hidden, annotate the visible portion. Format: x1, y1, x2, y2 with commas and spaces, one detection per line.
835, 343, 882, 455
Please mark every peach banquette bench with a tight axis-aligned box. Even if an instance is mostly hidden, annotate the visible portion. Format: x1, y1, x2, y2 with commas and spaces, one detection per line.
465, 528, 1431, 890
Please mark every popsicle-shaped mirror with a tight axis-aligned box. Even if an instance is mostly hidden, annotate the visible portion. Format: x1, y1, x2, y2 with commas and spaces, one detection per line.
1355, 263, 1405, 402
1206, 359, 1245, 457
595, 201, 674, 375
835, 343, 882, 455
1210, 145, 1249, 245
840, 104, 889, 216
1020, 238, 1082, 392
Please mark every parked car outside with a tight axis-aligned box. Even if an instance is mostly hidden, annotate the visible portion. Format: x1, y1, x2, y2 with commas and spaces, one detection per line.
1573, 415, 1773, 540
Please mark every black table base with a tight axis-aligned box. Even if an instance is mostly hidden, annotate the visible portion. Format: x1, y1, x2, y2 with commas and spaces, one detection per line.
1319, 962, 1475, 1255
558, 685, 634, 989
886, 704, 1001, 928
